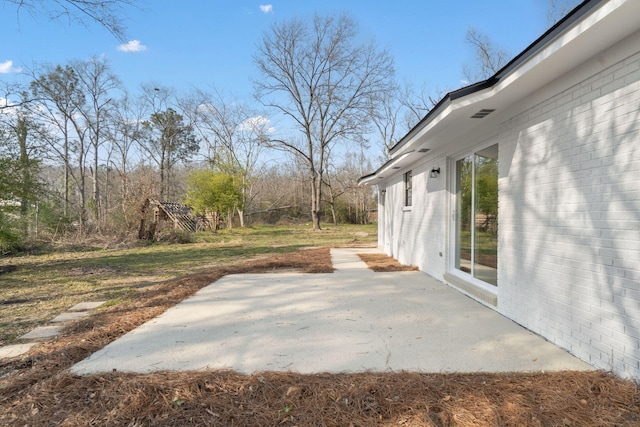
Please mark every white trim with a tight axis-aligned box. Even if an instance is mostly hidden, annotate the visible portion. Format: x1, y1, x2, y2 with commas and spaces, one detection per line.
444, 271, 498, 307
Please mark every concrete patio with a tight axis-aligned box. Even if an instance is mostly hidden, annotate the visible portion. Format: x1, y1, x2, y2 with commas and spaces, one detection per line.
71, 248, 593, 375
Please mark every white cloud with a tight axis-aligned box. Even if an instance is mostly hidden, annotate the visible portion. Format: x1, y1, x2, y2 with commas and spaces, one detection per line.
259, 4, 273, 13
0, 98, 15, 115
118, 40, 147, 53
240, 116, 275, 134
0, 60, 22, 74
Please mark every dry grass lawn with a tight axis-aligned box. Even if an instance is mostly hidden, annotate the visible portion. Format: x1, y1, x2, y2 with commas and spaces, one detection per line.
1, 246, 639, 426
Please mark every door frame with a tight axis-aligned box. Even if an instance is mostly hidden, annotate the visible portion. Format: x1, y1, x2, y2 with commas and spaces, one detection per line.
447, 143, 499, 297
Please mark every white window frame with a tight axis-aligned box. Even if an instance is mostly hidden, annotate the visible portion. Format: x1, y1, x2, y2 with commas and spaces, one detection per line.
404, 170, 412, 207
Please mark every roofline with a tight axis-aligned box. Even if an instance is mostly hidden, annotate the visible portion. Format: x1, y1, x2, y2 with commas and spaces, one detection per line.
388, 0, 604, 156
358, 150, 415, 186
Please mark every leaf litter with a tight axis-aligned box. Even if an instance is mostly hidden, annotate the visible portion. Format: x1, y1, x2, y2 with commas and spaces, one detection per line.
1, 248, 638, 426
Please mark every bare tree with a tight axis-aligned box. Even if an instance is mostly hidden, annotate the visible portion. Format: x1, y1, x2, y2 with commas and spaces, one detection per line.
399, 81, 441, 129
4, 0, 137, 40
369, 81, 440, 163
369, 86, 402, 161
73, 56, 121, 223
0, 91, 45, 235
181, 89, 269, 226
107, 92, 145, 226
547, 0, 582, 27
462, 27, 511, 84
140, 107, 199, 201
324, 150, 374, 225
139, 83, 174, 118
0, 82, 32, 111
30, 64, 89, 226
253, 13, 395, 230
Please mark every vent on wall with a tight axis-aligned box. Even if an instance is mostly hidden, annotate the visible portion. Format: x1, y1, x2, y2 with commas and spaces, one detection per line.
470, 109, 495, 119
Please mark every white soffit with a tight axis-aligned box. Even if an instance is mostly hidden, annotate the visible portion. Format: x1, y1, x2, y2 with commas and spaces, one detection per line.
392, 0, 640, 158
494, 0, 640, 99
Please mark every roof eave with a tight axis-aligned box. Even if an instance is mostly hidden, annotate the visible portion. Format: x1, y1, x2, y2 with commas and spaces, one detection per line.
387, 0, 605, 158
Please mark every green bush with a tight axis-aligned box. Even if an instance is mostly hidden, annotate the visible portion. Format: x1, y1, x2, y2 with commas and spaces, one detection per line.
0, 212, 21, 255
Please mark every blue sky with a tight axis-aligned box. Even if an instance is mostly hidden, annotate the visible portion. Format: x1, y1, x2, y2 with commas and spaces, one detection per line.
1, 1, 566, 99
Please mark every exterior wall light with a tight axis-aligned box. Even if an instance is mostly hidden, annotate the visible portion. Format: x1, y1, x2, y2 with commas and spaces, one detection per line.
430, 167, 441, 178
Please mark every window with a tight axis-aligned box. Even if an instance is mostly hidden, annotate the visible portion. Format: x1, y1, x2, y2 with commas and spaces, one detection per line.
454, 144, 498, 286
404, 170, 412, 207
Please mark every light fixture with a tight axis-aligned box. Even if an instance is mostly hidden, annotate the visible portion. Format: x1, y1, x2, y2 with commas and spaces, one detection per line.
430, 167, 441, 178
380, 189, 386, 195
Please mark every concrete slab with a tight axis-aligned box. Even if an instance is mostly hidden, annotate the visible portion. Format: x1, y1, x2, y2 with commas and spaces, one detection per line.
20, 325, 64, 340
68, 301, 106, 312
331, 247, 373, 270
0, 343, 37, 359
71, 249, 593, 375
50, 311, 89, 323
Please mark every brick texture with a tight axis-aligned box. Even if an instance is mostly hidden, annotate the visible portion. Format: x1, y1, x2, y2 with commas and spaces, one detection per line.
499, 50, 640, 379
378, 42, 640, 379
379, 156, 448, 280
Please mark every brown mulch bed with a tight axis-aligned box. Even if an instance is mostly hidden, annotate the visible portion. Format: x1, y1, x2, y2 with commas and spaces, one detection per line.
1, 247, 639, 426
358, 252, 419, 272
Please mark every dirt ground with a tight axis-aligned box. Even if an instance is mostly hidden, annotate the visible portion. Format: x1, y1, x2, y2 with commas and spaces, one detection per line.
1, 248, 638, 426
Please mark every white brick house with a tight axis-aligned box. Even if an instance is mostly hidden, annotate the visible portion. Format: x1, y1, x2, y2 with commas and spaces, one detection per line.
360, 0, 640, 379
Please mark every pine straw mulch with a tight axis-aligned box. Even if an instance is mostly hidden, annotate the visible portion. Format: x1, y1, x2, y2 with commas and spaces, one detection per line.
1, 247, 639, 426
358, 253, 420, 272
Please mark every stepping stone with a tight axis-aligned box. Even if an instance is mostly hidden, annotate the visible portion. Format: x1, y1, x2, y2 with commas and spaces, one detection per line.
68, 301, 106, 312
20, 325, 63, 340
0, 343, 37, 359
50, 311, 89, 323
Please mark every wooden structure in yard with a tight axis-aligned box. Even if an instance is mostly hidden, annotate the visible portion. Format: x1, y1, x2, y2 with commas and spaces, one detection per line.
150, 200, 197, 232
137, 198, 197, 240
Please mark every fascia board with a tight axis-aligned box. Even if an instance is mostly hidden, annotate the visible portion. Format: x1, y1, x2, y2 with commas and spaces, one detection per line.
358, 150, 415, 186
494, 0, 627, 92
391, 0, 633, 158
362, 0, 638, 185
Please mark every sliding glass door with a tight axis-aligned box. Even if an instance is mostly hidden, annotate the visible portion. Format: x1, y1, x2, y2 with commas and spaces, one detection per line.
455, 144, 498, 286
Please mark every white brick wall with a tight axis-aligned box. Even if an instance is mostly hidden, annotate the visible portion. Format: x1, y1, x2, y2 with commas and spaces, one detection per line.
376, 32, 640, 380
499, 49, 640, 379
379, 156, 448, 280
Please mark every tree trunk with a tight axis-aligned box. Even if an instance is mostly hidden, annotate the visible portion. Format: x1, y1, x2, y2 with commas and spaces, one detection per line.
236, 207, 245, 227
137, 198, 149, 239
159, 149, 166, 201
17, 118, 29, 235
310, 173, 322, 230
92, 141, 100, 222
227, 209, 233, 229
239, 184, 246, 228
78, 147, 87, 234
64, 123, 70, 218
121, 171, 128, 226
103, 163, 109, 224
326, 182, 338, 225
212, 211, 219, 233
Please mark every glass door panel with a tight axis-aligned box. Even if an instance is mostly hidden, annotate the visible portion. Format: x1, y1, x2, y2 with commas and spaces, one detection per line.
455, 156, 473, 275
454, 144, 498, 286
473, 146, 498, 285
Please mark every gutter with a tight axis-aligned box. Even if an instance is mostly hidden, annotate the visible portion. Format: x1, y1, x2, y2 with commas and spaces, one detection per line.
387, 0, 602, 158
